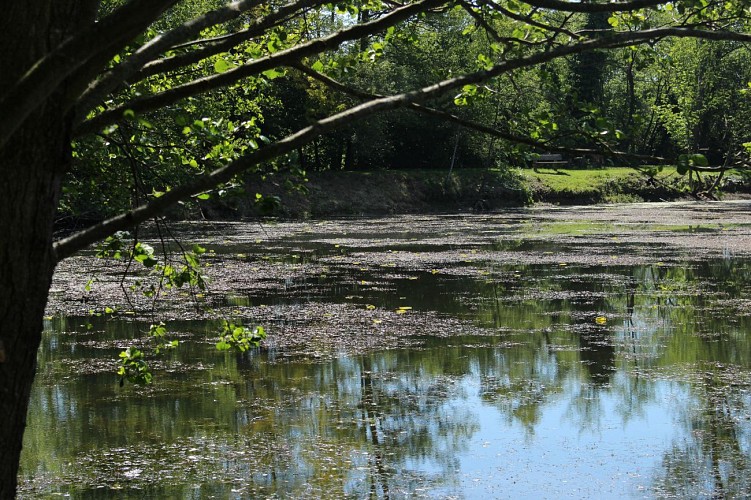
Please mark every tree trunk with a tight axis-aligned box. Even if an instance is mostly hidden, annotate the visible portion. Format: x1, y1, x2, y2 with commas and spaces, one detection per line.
625, 53, 636, 152
0, 144, 63, 498
0, 2, 97, 495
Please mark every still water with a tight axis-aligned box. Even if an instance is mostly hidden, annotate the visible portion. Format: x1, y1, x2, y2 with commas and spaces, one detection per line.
19, 203, 751, 498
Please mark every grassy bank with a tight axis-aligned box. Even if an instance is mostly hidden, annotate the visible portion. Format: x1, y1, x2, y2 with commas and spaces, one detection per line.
523, 166, 663, 204
208, 166, 750, 218
524, 165, 751, 204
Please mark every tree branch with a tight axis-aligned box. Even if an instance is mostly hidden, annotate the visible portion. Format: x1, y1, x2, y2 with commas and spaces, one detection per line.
77, 21, 751, 140
75, 0, 321, 118
294, 63, 666, 163
59, 25, 744, 260
56, 94, 416, 261
521, 0, 667, 12
0, 0, 177, 151
74, 0, 446, 136
458, 0, 529, 46
135, 0, 329, 79
477, 0, 581, 40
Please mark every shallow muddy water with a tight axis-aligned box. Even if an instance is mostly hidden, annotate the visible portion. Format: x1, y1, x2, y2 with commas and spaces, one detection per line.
19, 201, 751, 498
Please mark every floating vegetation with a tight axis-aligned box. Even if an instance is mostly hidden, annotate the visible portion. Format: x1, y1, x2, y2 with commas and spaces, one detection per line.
25, 202, 751, 498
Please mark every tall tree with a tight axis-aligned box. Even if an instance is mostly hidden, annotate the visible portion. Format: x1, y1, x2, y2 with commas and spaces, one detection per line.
3, 0, 751, 495
570, 10, 611, 109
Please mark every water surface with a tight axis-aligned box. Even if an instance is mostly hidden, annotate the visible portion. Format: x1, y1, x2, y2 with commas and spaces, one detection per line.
21, 202, 751, 498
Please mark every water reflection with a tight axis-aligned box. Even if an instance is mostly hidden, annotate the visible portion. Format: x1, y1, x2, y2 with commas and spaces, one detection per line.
654, 363, 751, 498
20, 216, 751, 498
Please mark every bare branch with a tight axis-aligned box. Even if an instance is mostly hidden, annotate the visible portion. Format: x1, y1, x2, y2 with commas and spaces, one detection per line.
0, 0, 177, 151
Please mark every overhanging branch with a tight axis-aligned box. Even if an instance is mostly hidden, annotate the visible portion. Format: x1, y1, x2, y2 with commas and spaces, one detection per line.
477, 0, 581, 39
521, 0, 667, 12
56, 91, 417, 261
75, 0, 446, 136
130, 0, 330, 83
77, 21, 751, 139
294, 63, 666, 163
75, 0, 323, 119
0, 0, 177, 151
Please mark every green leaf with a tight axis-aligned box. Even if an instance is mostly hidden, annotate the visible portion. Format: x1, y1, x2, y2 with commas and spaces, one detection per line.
311, 60, 324, 72
214, 59, 236, 74
149, 322, 167, 339
215, 321, 266, 352
117, 346, 153, 386
691, 154, 709, 167
476, 53, 493, 71
138, 118, 153, 129
262, 68, 285, 80
133, 243, 159, 268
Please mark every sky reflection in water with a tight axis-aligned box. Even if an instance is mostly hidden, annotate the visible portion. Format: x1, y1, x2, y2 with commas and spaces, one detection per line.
19, 210, 751, 498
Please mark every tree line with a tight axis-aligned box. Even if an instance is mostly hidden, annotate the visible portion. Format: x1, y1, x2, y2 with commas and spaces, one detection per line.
61, 0, 751, 220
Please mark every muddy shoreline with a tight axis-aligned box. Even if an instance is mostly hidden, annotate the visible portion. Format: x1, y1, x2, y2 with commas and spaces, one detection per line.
226, 168, 751, 218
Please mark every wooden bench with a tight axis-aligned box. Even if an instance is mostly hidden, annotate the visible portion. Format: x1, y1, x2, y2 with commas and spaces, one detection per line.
532, 153, 568, 174
532, 153, 567, 171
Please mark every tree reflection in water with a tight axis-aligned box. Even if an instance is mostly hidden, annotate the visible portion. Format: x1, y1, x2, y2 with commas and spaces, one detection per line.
19, 217, 751, 496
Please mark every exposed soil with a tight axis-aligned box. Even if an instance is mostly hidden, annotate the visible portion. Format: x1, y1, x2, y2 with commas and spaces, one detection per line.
236, 168, 533, 218
205, 168, 751, 218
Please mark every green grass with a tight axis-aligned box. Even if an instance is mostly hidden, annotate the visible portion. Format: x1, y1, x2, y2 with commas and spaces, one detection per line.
521, 167, 644, 193
521, 165, 739, 195
529, 221, 733, 236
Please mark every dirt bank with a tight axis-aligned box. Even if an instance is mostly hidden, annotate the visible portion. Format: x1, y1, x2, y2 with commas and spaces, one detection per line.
235, 168, 531, 218
202, 167, 749, 219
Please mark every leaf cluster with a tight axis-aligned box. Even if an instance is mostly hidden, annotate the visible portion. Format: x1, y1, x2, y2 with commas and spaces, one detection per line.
216, 321, 267, 352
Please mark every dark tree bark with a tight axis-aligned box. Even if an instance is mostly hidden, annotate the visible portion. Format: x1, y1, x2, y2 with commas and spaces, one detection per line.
0, 2, 97, 496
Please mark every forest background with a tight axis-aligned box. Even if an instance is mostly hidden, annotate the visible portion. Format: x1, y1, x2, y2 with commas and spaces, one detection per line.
62, 0, 751, 222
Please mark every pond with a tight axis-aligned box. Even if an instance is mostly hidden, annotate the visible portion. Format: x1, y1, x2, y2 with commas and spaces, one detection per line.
19, 201, 751, 498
